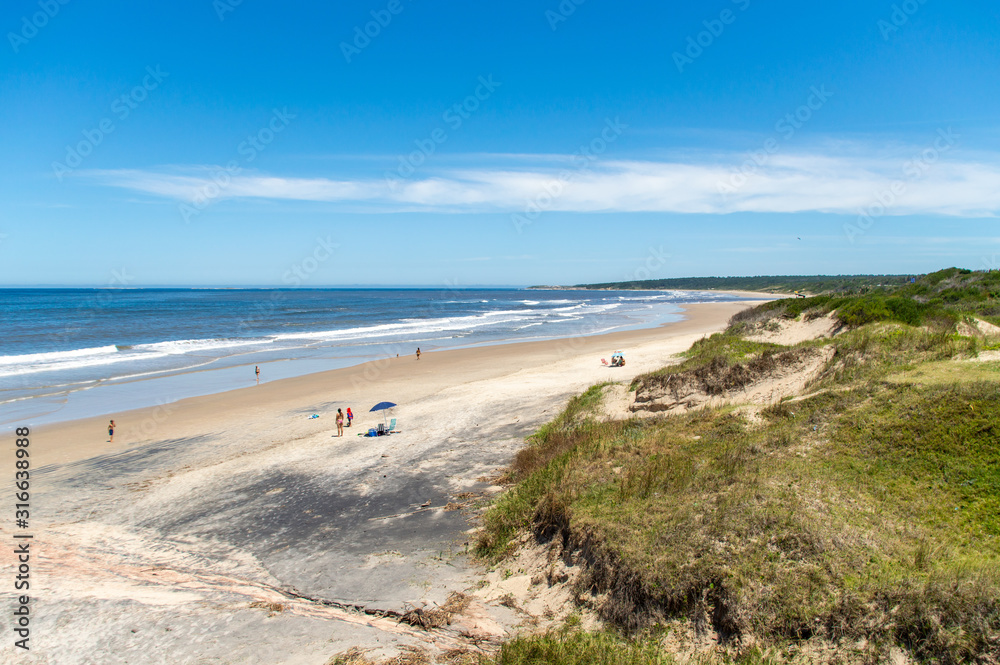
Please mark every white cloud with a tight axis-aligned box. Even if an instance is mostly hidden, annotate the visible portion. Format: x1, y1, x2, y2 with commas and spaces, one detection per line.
84, 148, 1000, 217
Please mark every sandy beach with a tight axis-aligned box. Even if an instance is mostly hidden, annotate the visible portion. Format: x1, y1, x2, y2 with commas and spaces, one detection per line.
7, 300, 765, 664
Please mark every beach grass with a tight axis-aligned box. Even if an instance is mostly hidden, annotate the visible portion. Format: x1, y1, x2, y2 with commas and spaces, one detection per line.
484, 629, 678, 664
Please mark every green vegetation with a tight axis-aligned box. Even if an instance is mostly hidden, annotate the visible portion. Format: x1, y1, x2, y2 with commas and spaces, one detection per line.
567, 267, 1000, 311
477, 272, 1000, 663
562, 274, 914, 295
486, 629, 677, 665
726, 268, 1000, 332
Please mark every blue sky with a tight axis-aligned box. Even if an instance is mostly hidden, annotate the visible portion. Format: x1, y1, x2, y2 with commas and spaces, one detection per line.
2, 0, 999, 286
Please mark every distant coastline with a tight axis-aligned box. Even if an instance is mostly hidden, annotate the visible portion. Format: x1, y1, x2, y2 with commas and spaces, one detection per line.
529, 273, 915, 294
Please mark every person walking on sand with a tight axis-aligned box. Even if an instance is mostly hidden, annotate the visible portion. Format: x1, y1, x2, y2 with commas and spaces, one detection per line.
255, 365, 260, 384
336, 408, 344, 437
108, 420, 115, 443
416, 347, 421, 360
346, 407, 353, 427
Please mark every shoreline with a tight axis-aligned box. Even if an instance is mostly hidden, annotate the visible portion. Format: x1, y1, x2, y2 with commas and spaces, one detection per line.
34, 300, 768, 473
23, 295, 771, 438
3, 290, 767, 431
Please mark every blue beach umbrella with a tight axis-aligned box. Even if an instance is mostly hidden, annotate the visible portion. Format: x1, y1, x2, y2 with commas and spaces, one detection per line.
370, 401, 397, 426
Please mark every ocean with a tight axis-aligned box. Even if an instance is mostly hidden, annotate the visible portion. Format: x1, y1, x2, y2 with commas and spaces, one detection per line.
0, 287, 753, 427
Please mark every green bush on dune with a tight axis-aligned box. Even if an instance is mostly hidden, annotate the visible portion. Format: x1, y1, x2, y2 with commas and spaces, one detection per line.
833, 294, 939, 327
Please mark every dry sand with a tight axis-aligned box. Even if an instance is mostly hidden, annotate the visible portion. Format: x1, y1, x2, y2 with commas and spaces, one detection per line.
3, 301, 765, 664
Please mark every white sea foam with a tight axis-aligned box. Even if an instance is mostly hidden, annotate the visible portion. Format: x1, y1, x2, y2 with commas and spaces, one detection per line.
0, 345, 141, 378
135, 338, 272, 355
0, 338, 273, 378
0, 345, 120, 365
272, 310, 537, 342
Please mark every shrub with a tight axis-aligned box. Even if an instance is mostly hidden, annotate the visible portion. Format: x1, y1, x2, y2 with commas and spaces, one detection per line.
885, 296, 924, 326
836, 297, 892, 326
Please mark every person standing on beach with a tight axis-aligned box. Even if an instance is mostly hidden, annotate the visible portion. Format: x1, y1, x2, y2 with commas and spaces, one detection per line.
336, 409, 344, 437
416, 347, 421, 360
346, 407, 353, 427
255, 365, 260, 384
108, 420, 115, 442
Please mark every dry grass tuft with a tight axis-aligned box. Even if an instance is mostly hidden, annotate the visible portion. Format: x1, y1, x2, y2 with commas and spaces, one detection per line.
399, 592, 473, 630
325, 648, 376, 665
248, 600, 285, 616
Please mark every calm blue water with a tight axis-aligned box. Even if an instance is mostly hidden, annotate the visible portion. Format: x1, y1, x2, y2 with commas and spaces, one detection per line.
0, 288, 751, 427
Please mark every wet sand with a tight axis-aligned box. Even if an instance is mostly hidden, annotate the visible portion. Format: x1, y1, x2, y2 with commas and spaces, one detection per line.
5, 300, 767, 664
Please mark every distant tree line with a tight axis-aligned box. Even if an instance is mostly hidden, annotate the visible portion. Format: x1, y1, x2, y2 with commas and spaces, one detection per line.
565, 274, 917, 294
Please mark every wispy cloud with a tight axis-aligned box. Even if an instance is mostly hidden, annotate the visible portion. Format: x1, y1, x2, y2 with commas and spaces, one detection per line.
83, 148, 1000, 217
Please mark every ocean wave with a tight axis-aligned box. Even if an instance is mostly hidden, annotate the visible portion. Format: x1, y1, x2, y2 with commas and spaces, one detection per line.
549, 303, 586, 312
0, 345, 143, 378
134, 338, 273, 355
272, 310, 538, 342
0, 345, 120, 365
0, 338, 273, 378
616, 294, 669, 301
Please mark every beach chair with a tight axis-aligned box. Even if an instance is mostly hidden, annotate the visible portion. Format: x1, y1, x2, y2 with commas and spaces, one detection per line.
388, 418, 397, 432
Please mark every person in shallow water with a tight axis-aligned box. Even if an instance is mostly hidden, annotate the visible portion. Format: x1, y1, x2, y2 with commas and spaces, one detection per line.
416, 347, 421, 360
